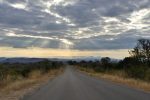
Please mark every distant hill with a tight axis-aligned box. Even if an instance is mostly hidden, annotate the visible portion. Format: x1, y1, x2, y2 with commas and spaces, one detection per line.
69, 56, 100, 62
0, 58, 47, 63
0, 57, 120, 64
70, 57, 120, 62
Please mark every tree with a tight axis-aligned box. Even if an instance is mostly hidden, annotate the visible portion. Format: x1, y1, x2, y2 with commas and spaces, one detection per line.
101, 57, 111, 64
129, 39, 150, 64
101, 57, 111, 71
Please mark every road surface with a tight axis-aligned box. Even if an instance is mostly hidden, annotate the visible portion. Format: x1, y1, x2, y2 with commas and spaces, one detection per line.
22, 66, 150, 100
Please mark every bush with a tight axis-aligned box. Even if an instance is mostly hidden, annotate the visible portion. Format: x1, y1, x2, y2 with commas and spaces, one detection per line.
94, 66, 105, 72
125, 65, 148, 80
145, 68, 150, 81
0, 60, 64, 83
0, 65, 5, 81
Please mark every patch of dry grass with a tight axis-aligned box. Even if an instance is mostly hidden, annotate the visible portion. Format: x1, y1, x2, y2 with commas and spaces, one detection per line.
0, 68, 64, 100
79, 68, 150, 92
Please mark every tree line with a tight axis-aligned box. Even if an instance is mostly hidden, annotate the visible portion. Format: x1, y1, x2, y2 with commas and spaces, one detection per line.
69, 39, 150, 81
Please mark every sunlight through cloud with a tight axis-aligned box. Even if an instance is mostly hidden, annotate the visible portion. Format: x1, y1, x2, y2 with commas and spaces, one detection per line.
0, 0, 150, 58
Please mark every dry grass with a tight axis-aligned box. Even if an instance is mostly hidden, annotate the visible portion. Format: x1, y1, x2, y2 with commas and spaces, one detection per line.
0, 68, 64, 100
79, 68, 150, 92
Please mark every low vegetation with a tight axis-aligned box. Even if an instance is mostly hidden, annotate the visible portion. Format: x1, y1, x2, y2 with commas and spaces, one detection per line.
70, 39, 150, 91
0, 60, 64, 92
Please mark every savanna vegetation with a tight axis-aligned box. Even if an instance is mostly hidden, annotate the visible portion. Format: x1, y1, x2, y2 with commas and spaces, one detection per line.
69, 39, 150, 91
0, 60, 64, 91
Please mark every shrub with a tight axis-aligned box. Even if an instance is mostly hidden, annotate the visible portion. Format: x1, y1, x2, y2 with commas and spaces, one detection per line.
145, 68, 150, 81
125, 65, 148, 80
0, 60, 64, 84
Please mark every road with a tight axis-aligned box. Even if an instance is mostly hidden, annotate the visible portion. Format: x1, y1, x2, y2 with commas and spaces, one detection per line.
22, 66, 150, 100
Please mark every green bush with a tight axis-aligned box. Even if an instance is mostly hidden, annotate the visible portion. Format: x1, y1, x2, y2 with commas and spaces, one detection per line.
94, 66, 105, 72
125, 65, 148, 80
0, 60, 64, 83
145, 68, 150, 81
0, 65, 5, 81
8, 69, 22, 80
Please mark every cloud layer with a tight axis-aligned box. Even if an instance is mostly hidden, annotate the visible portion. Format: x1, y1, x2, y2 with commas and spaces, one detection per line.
0, 0, 150, 50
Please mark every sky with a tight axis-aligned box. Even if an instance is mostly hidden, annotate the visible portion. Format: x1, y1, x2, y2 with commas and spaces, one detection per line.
0, 0, 150, 59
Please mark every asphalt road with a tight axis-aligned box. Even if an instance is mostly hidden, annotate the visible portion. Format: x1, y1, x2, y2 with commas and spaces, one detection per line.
22, 66, 150, 100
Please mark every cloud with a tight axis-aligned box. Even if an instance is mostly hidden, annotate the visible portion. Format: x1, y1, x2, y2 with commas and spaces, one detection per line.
0, 0, 149, 51
6, 32, 74, 46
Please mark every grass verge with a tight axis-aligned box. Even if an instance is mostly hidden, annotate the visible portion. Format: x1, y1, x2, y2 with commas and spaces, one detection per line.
0, 68, 64, 100
79, 67, 150, 92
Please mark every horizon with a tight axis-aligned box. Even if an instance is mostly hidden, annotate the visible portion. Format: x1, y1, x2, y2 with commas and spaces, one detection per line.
0, 47, 129, 59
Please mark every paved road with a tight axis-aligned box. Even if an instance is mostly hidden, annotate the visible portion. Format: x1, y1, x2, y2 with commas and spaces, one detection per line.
22, 66, 150, 100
